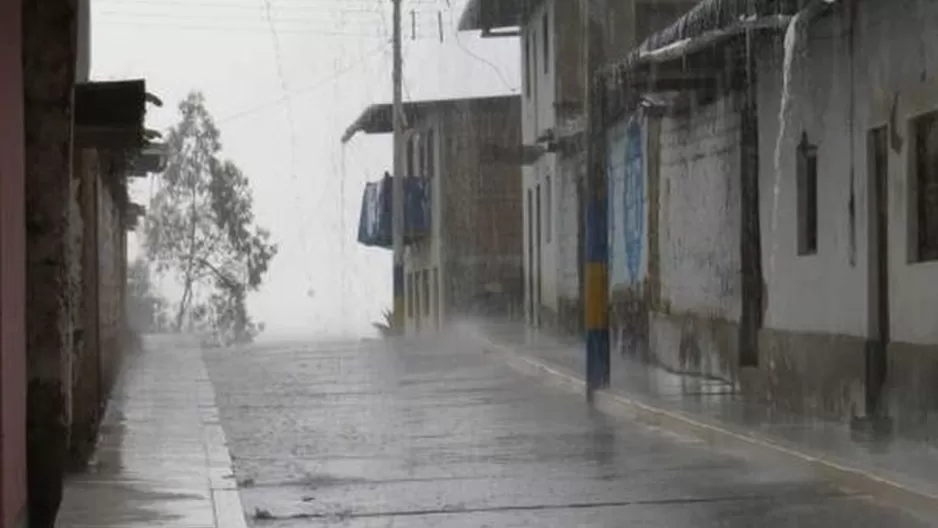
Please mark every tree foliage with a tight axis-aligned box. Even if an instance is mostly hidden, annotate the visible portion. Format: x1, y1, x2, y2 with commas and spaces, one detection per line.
145, 92, 277, 344
127, 258, 168, 333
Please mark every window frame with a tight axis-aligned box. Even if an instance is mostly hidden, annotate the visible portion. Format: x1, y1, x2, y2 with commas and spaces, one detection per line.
796, 132, 819, 256
542, 11, 549, 75
910, 109, 938, 262
524, 33, 532, 98
545, 175, 552, 243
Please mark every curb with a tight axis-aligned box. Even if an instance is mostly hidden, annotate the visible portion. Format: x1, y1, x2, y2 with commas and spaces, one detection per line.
480, 337, 938, 520
196, 351, 250, 528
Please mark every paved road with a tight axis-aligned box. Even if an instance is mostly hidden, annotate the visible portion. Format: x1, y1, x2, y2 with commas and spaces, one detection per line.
204, 335, 930, 527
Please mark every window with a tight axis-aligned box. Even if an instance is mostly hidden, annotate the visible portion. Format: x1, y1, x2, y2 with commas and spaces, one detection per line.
422, 270, 430, 316
432, 268, 439, 326
797, 132, 818, 256
407, 272, 414, 317
914, 111, 938, 261
545, 175, 552, 243
524, 34, 531, 97
426, 128, 435, 180
406, 135, 415, 178
417, 133, 425, 179
542, 12, 549, 74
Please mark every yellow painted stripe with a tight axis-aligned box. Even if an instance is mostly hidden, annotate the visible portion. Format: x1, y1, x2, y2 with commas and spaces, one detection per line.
584, 262, 608, 329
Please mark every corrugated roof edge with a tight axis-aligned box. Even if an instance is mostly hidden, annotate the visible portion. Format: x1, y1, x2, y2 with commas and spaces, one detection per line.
605, 0, 803, 75
342, 94, 521, 143
458, 0, 539, 32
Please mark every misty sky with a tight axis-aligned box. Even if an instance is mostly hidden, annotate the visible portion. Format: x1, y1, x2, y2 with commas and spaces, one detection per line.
90, 0, 520, 338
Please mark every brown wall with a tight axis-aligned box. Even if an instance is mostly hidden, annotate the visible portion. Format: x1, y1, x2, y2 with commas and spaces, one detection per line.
0, 0, 29, 524
23, 0, 79, 525
98, 173, 125, 398
441, 97, 523, 316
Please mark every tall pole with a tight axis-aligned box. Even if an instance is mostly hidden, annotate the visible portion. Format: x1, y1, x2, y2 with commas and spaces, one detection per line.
391, 0, 405, 334
583, 0, 609, 396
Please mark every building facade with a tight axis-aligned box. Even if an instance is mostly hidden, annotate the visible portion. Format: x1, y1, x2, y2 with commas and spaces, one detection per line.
597, 0, 938, 435
1, 1, 156, 524
0, 0, 29, 523
460, 0, 694, 335
754, 0, 938, 432
346, 96, 524, 333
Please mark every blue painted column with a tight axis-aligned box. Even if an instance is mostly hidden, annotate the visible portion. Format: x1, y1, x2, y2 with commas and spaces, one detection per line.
583, 0, 609, 396
585, 187, 609, 392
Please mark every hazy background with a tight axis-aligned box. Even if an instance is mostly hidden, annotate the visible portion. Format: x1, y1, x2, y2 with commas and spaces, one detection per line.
90, 0, 520, 339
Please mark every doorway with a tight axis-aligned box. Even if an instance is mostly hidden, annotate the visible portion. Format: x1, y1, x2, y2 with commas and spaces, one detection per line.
527, 188, 534, 326
867, 126, 889, 415
535, 183, 542, 327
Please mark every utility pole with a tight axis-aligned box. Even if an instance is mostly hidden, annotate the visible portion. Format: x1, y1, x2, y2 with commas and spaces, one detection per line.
391, 0, 405, 334
583, 0, 609, 396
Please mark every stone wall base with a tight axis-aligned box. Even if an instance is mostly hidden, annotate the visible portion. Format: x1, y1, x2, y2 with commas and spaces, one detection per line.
648, 310, 740, 384
646, 312, 880, 425
610, 290, 649, 362
747, 327, 867, 422
883, 341, 938, 441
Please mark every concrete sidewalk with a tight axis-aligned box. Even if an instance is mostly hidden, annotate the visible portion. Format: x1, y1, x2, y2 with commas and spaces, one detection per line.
467, 322, 938, 519
56, 335, 247, 528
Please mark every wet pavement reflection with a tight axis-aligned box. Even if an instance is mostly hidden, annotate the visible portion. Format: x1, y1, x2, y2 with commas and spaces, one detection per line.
478, 321, 938, 513
204, 334, 931, 527
57, 335, 243, 528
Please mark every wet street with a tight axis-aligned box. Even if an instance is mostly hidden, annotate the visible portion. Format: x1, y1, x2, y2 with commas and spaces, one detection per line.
204, 336, 931, 527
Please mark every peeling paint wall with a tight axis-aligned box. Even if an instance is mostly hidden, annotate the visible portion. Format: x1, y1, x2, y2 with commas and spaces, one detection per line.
646, 95, 742, 381
754, 0, 938, 428
659, 96, 742, 321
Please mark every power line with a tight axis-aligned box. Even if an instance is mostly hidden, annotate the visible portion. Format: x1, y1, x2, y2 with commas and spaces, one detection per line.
445, 4, 518, 93
216, 44, 388, 124
95, 19, 438, 38
95, 16, 438, 37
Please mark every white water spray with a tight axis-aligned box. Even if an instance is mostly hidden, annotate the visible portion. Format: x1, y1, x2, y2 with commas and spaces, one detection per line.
769, 11, 807, 280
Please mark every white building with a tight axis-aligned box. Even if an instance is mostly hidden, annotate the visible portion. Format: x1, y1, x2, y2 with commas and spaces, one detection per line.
755, 0, 938, 430
605, 0, 938, 431
460, 0, 694, 334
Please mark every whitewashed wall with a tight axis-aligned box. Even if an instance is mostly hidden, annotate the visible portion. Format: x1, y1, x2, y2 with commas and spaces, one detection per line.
658, 96, 742, 321
521, 0, 564, 317
757, 0, 938, 345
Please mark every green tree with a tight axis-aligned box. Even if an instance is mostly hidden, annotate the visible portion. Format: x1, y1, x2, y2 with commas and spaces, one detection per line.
145, 92, 277, 343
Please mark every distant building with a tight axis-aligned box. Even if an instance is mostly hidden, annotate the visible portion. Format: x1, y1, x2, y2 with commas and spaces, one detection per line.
345, 95, 523, 333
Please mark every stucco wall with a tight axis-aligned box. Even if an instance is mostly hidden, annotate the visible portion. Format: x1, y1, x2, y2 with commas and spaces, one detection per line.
639, 95, 743, 380
520, 0, 580, 325
440, 98, 523, 320
98, 178, 124, 395
0, 0, 28, 523
659, 96, 742, 321
757, 0, 938, 346
23, 0, 80, 523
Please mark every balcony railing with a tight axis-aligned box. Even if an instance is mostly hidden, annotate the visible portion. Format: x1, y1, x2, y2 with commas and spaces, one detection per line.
357, 173, 431, 249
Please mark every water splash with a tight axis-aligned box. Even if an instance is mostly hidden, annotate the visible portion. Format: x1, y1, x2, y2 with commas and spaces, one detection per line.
769, 11, 807, 280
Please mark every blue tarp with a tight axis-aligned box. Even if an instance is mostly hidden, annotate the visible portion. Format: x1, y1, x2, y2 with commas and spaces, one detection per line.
357, 173, 431, 249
